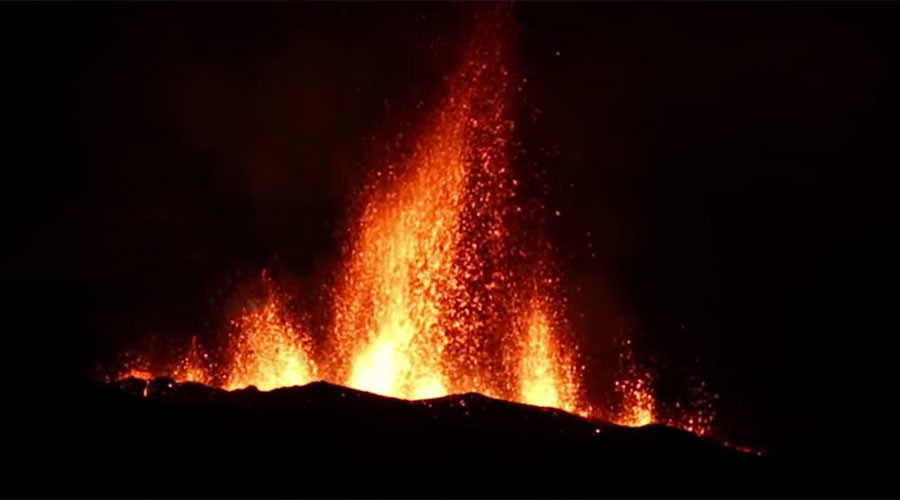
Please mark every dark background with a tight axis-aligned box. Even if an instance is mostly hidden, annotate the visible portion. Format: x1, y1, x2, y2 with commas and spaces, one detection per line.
2, 1, 896, 463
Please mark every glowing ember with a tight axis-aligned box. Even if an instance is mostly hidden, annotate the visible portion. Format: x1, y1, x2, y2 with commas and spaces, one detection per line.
118, 368, 154, 381
114, 352, 155, 382
223, 271, 318, 391
607, 338, 653, 426
609, 338, 718, 434
172, 335, 212, 385
662, 381, 717, 437
614, 375, 656, 427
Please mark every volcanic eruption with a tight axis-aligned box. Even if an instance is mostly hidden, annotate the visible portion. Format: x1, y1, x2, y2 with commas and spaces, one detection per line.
110, 4, 711, 437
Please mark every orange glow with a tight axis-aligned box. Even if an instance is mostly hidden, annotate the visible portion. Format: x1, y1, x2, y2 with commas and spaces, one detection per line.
108, 5, 718, 441
662, 382, 717, 437
614, 375, 656, 427
611, 340, 717, 435
223, 271, 317, 391
330, 49, 487, 399
612, 339, 656, 427
172, 335, 212, 385
118, 368, 154, 381
115, 353, 154, 382
518, 305, 579, 412
327, 5, 580, 406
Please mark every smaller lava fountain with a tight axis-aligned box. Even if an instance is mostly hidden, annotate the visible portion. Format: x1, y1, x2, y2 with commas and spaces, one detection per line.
223, 271, 318, 391
171, 335, 212, 386
517, 303, 580, 412
613, 339, 656, 427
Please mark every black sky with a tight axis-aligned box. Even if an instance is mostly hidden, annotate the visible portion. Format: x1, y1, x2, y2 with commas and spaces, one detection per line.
2, 2, 897, 458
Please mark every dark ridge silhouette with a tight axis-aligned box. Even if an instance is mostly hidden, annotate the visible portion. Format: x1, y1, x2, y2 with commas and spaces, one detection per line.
5, 376, 896, 497
38, 377, 763, 496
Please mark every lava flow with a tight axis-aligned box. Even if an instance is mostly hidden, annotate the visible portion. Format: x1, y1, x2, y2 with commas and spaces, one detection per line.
110, 5, 712, 436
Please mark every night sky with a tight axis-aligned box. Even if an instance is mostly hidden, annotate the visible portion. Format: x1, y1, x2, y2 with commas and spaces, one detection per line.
2, 2, 897, 459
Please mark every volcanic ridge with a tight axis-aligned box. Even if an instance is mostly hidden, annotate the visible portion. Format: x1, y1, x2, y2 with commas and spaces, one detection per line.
66, 377, 763, 497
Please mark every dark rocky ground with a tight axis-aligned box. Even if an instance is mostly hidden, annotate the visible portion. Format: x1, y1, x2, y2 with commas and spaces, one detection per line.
4, 376, 893, 498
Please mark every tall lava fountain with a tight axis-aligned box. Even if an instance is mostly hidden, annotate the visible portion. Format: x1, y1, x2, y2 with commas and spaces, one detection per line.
328, 5, 580, 410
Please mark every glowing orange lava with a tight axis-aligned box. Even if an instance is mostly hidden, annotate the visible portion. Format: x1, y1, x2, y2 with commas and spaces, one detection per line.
109, 5, 717, 440
118, 368, 154, 381
325, 5, 580, 407
172, 335, 212, 385
614, 375, 656, 427
517, 303, 580, 411
223, 271, 318, 391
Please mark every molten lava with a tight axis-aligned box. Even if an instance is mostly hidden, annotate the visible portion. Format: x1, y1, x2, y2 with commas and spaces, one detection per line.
172, 335, 212, 385
110, 5, 716, 439
614, 376, 656, 427
518, 303, 580, 412
223, 271, 318, 391
328, 6, 577, 405
611, 339, 656, 427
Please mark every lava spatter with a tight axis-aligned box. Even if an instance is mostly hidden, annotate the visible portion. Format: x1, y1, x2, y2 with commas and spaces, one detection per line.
223, 271, 318, 391
329, 5, 581, 407
109, 5, 715, 441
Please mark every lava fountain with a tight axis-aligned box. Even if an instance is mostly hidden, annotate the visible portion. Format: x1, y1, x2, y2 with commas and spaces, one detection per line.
224, 271, 318, 391
328, 5, 580, 408
110, 5, 713, 436
517, 301, 580, 411
172, 335, 212, 385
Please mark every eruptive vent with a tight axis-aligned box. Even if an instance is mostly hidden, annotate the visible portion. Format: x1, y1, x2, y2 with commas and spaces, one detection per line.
109, 5, 712, 435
